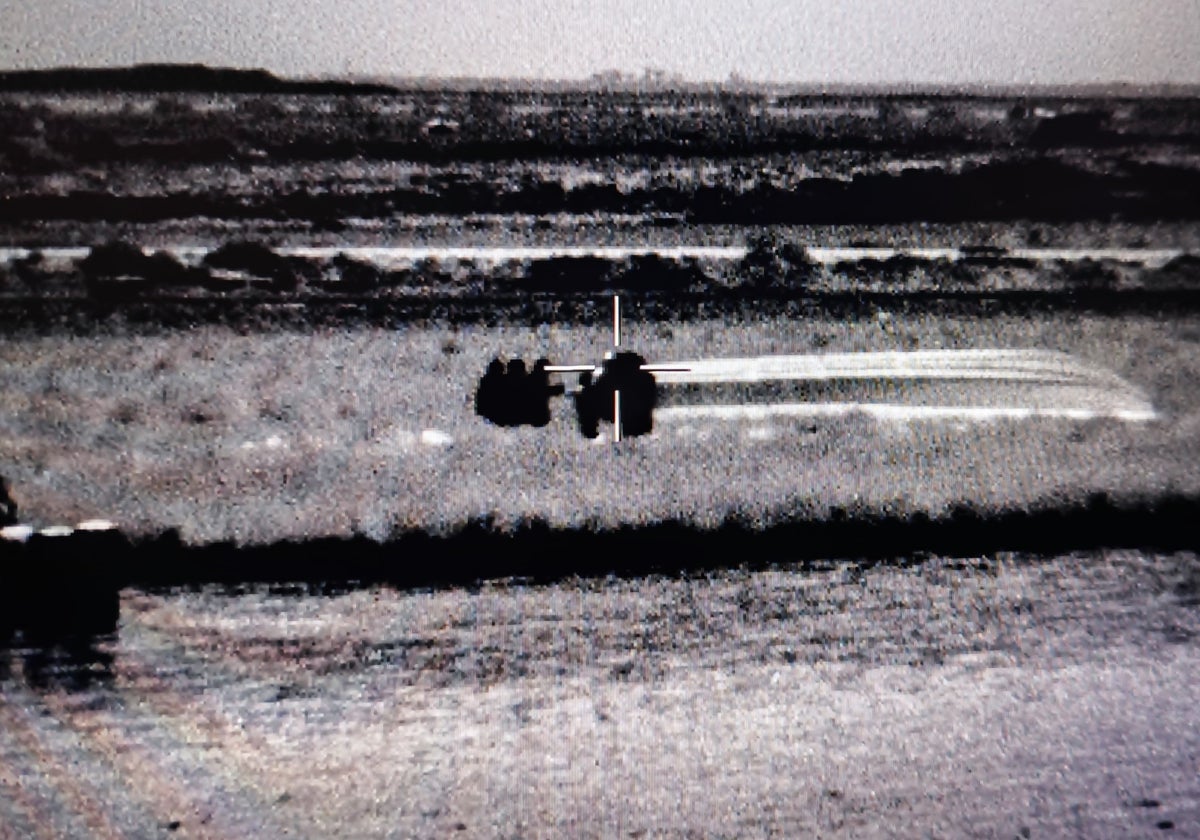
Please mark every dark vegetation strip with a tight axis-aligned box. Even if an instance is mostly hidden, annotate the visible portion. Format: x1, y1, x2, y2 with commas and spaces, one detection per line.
4, 492, 1198, 640
2, 491, 1198, 598
5, 289, 1200, 334
10, 133, 1197, 167
2, 239, 1199, 330
3, 87, 1198, 168
4, 161, 1200, 223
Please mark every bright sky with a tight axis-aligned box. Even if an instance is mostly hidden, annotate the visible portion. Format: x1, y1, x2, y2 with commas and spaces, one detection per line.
1, 0, 1198, 84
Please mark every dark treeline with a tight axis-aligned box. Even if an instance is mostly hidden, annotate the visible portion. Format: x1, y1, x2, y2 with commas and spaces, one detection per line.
0, 64, 395, 94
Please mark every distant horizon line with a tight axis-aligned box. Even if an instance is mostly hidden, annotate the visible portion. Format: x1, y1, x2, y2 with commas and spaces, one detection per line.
1, 62, 1198, 96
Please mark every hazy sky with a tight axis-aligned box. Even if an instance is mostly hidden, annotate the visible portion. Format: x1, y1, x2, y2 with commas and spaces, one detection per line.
2, 0, 1198, 84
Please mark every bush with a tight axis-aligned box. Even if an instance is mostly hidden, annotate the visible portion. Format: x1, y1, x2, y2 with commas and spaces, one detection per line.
79, 241, 209, 301
1160, 254, 1200, 282
80, 240, 151, 278
738, 232, 816, 290
331, 254, 382, 293
522, 256, 616, 294
79, 241, 154, 301
1060, 258, 1121, 292
613, 254, 712, 294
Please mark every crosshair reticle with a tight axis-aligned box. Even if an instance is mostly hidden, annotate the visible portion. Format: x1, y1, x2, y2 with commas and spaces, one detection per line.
544, 295, 689, 441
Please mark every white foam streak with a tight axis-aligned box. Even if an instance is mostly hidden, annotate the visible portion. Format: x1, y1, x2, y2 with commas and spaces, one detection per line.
658, 403, 1159, 423
652, 350, 1118, 385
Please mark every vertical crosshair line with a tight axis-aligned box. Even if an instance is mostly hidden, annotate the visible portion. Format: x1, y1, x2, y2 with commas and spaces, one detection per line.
613, 390, 622, 442
544, 292, 686, 443
613, 293, 621, 349
613, 294, 622, 441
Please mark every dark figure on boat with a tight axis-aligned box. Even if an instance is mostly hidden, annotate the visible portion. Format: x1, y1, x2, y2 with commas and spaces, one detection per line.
573, 352, 656, 438
503, 359, 529, 426
474, 358, 507, 425
574, 370, 601, 438
475, 357, 565, 428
